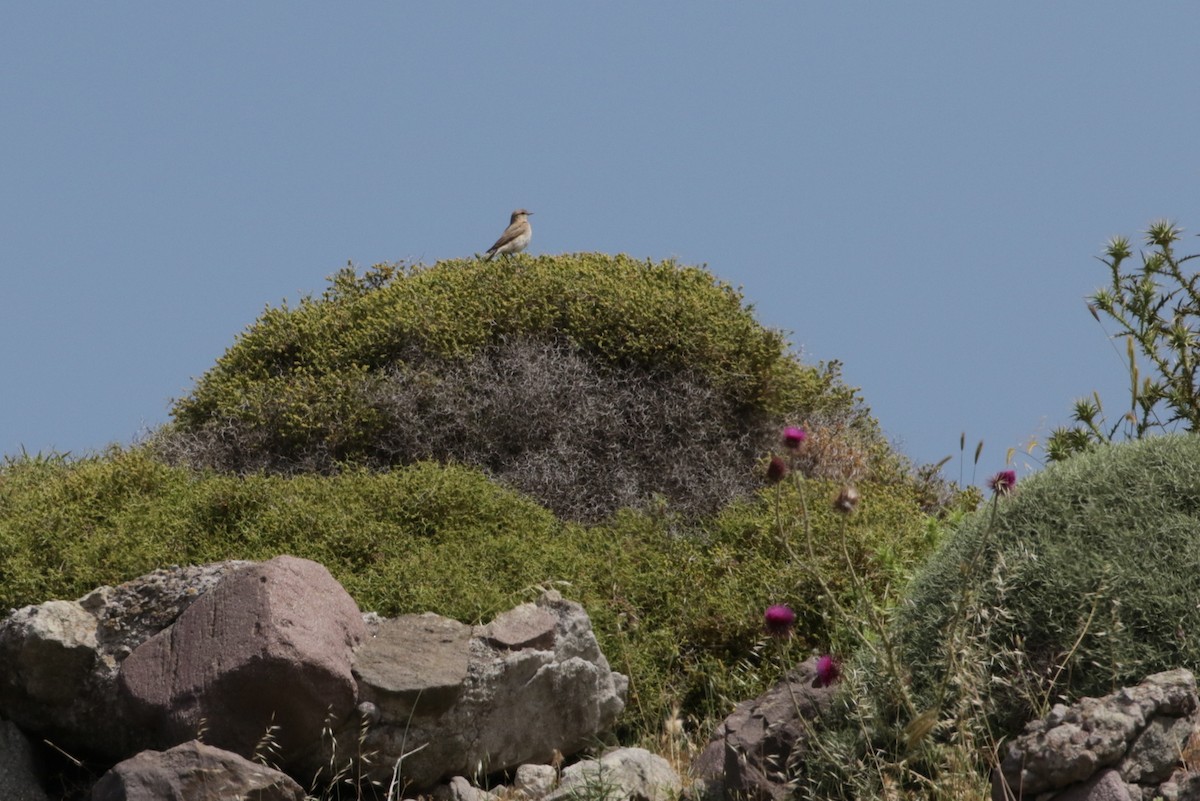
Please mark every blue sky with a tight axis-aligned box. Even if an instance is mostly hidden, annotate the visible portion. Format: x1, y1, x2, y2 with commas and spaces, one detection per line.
3, 5, 1199, 484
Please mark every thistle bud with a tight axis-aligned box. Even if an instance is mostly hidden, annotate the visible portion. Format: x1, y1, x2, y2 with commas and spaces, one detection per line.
766, 455, 789, 483
833, 484, 860, 514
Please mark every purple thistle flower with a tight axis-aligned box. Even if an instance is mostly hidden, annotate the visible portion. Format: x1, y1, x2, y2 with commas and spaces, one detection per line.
782, 427, 807, 450
764, 604, 796, 638
814, 654, 841, 688
766, 455, 789, 484
987, 469, 1017, 497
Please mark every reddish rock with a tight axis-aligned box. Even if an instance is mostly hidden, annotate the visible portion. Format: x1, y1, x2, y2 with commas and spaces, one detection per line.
90, 740, 304, 801
118, 556, 367, 767
0, 562, 250, 759
692, 656, 838, 801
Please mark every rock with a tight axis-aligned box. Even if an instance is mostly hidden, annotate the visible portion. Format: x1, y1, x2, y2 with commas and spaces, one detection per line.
1049, 769, 1133, 801
90, 740, 305, 801
993, 669, 1200, 801
1124, 713, 1196, 784
544, 748, 680, 801
0, 562, 251, 758
433, 775, 502, 801
119, 556, 368, 768
513, 763, 559, 799
334, 590, 627, 789
691, 656, 838, 801
1, 560, 629, 797
0, 719, 49, 801
481, 605, 557, 651
354, 613, 472, 718
2, 600, 97, 707
1164, 769, 1200, 801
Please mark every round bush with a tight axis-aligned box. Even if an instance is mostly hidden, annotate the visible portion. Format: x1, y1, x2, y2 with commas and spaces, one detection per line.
160, 255, 897, 520
896, 434, 1200, 735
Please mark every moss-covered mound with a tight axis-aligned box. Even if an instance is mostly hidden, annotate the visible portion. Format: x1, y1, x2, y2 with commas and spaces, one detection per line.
896, 434, 1200, 736
159, 255, 898, 520
0, 447, 935, 738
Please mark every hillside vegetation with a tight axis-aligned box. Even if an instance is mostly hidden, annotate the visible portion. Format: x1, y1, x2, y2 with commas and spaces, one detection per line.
0, 448, 937, 739
157, 255, 908, 520
0, 254, 944, 742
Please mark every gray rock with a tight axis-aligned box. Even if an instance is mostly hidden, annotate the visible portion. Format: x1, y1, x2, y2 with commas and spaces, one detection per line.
331, 590, 627, 789
1122, 714, 1196, 784
1166, 769, 1200, 801
119, 555, 367, 768
433, 776, 503, 801
691, 656, 838, 801
354, 613, 472, 718
89, 740, 304, 801
481, 604, 557, 651
0, 562, 250, 758
545, 748, 680, 801
2, 601, 97, 708
0, 719, 49, 801
1049, 769, 1133, 801
514, 763, 559, 799
994, 669, 1200, 801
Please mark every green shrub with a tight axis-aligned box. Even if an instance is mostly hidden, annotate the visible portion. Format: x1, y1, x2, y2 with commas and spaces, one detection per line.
0, 447, 935, 739
174, 255, 805, 428
159, 256, 898, 520
896, 434, 1200, 738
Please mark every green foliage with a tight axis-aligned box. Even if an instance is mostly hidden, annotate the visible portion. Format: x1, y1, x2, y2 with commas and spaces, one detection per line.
176, 255, 807, 426
0, 447, 935, 739
160, 255, 894, 520
1048, 221, 1200, 461
896, 434, 1200, 738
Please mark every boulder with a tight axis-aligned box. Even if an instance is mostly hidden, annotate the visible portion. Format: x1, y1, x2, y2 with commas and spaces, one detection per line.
513, 763, 559, 799
90, 740, 304, 801
329, 590, 627, 789
0, 719, 49, 801
993, 669, 1200, 801
0, 559, 628, 797
433, 775, 503, 801
118, 555, 368, 768
544, 748, 680, 801
691, 656, 838, 801
1049, 769, 1132, 801
354, 613, 473, 719
0, 562, 250, 758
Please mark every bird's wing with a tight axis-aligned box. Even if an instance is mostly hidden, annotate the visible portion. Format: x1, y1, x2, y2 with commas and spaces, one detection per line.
488, 221, 525, 252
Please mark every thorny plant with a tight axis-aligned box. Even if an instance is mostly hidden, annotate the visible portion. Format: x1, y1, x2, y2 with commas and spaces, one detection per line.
1048, 220, 1200, 461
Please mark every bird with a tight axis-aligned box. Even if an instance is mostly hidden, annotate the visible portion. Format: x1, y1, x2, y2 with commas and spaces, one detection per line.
483, 209, 533, 260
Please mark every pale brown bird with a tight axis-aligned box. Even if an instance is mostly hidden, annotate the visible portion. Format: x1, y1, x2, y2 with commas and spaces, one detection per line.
484, 209, 533, 260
